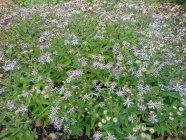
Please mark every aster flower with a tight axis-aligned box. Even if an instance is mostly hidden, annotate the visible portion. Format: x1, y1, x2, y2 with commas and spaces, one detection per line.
99, 102, 105, 107
3, 60, 18, 71
105, 132, 116, 140
22, 91, 32, 97
0, 88, 4, 95
173, 83, 183, 92
82, 94, 90, 101
126, 133, 136, 140
93, 62, 105, 69
66, 69, 83, 82
15, 104, 28, 114
137, 95, 144, 102
39, 53, 53, 64
63, 125, 71, 134
67, 107, 76, 114
138, 105, 146, 111
147, 100, 158, 109
63, 91, 72, 100
148, 111, 158, 123
128, 115, 136, 123
91, 92, 101, 98
181, 98, 186, 107
0, 51, 4, 60
7, 100, 15, 111
93, 131, 102, 140
53, 117, 63, 131
50, 105, 60, 115
123, 97, 134, 108
116, 90, 124, 97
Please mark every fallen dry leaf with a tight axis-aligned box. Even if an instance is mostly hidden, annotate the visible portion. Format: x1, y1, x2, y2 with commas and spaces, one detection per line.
35, 120, 44, 127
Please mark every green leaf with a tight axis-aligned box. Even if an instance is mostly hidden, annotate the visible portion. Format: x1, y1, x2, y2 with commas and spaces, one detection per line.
0, 131, 10, 139
161, 91, 180, 99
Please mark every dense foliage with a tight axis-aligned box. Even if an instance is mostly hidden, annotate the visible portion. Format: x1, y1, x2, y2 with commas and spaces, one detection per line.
11, 0, 71, 6
0, 0, 186, 139
159, 0, 186, 5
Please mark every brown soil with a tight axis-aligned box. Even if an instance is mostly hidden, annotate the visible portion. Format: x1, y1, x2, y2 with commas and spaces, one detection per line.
0, 0, 11, 8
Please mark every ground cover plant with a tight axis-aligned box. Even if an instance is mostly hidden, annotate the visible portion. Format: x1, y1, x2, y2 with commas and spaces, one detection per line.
0, 0, 186, 139
158, 0, 186, 6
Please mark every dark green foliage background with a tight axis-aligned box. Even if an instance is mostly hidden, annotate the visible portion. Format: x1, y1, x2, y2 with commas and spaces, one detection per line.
159, 0, 186, 6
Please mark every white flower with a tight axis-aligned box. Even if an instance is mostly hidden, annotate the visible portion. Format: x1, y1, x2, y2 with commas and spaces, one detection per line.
132, 127, 138, 133
146, 134, 151, 139
106, 116, 111, 121
63, 91, 72, 100
0, 88, 4, 95
103, 110, 108, 115
173, 83, 182, 92
113, 117, 118, 123
15, 104, 28, 114
105, 132, 116, 140
141, 126, 147, 131
82, 94, 90, 101
141, 133, 146, 138
181, 98, 186, 107
148, 111, 158, 123
147, 100, 158, 109
50, 105, 60, 115
179, 107, 184, 111
7, 100, 15, 111
128, 115, 135, 123
169, 116, 174, 120
177, 111, 182, 116
123, 97, 134, 108
101, 119, 107, 124
126, 133, 136, 140
173, 106, 177, 109
3, 60, 18, 71
98, 122, 102, 127
39, 53, 53, 64
169, 112, 173, 116
66, 69, 83, 82
93, 131, 102, 140
149, 128, 155, 134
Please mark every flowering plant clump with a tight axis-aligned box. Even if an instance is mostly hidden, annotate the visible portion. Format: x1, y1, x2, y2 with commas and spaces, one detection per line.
0, 0, 186, 139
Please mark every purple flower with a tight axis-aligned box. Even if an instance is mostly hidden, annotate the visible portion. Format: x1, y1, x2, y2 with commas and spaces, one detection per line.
39, 53, 53, 64
53, 117, 63, 131
93, 131, 102, 140
3, 60, 18, 71
66, 69, 83, 82
0, 88, 4, 95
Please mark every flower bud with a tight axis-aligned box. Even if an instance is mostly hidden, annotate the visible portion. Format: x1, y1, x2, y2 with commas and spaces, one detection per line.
113, 117, 118, 123
149, 128, 155, 134
101, 119, 106, 124
179, 107, 184, 111
169, 116, 174, 120
98, 122, 102, 127
141, 126, 147, 131
106, 116, 111, 121
177, 111, 182, 116
103, 110, 107, 115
